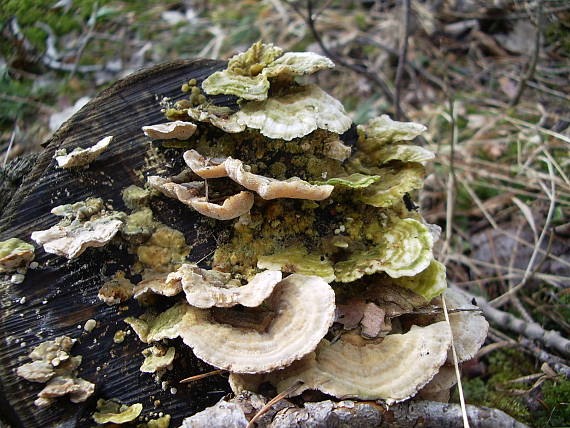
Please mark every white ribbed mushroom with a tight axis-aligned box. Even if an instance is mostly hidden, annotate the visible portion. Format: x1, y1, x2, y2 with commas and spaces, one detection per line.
142, 121, 197, 140
171, 263, 282, 308
178, 274, 335, 373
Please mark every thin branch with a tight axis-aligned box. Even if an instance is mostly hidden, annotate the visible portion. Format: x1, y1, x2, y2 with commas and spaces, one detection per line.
519, 338, 570, 379
453, 287, 570, 358
69, 1, 99, 79
246, 381, 304, 428
510, 0, 543, 106
2, 122, 18, 168
394, 0, 411, 120
285, 0, 395, 110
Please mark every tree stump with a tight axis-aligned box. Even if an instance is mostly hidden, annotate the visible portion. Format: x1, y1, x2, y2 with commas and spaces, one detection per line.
0, 60, 236, 427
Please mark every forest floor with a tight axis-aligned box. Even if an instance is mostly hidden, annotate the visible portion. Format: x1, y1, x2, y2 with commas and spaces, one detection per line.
1, 1, 569, 426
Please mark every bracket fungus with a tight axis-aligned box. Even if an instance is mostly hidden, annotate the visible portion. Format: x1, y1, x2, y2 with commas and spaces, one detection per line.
147, 174, 254, 220
140, 346, 176, 373
201, 42, 335, 104
440, 288, 489, 362
170, 263, 282, 308
0, 238, 34, 273
201, 41, 283, 101
142, 120, 197, 140
16, 336, 95, 407
178, 274, 335, 373
257, 247, 335, 283
223, 158, 334, 200
183, 149, 228, 179
31, 198, 125, 259
54, 135, 112, 168
334, 217, 434, 282
231, 321, 452, 403
357, 115, 427, 147
17, 42, 491, 422
92, 399, 143, 424
234, 85, 352, 141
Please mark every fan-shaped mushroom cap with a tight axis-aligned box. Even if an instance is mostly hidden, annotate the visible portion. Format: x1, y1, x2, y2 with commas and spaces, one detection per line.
231, 321, 452, 403
202, 72, 270, 102
257, 247, 335, 283
148, 175, 253, 220
420, 365, 457, 394
224, 158, 334, 200
314, 173, 382, 189
170, 263, 282, 308
142, 121, 197, 140
53, 136, 112, 168
186, 105, 245, 133
98, 271, 135, 305
261, 52, 335, 78
178, 274, 335, 373
391, 260, 447, 301
0, 238, 35, 273
357, 163, 425, 208
140, 346, 176, 373
124, 302, 191, 343
31, 213, 124, 259
191, 192, 255, 221
183, 150, 228, 178
234, 85, 352, 141
132, 272, 182, 299
368, 144, 435, 165
202, 41, 284, 101
358, 115, 426, 147
442, 288, 489, 362
334, 218, 433, 282
92, 400, 143, 424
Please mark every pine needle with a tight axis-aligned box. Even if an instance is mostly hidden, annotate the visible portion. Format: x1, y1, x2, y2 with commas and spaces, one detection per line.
179, 369, 226, 384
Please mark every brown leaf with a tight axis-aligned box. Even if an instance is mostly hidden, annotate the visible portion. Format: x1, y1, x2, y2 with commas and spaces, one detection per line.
360, 303, 386, 339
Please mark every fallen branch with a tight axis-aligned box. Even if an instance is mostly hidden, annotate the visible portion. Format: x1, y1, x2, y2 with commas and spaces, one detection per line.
518, 338, 570, 379
181, 392, 528, 427
453, 287, 570, 358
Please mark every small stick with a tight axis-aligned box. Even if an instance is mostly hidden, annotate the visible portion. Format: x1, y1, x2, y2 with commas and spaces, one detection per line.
247, 381, 304, 428
510, 0, 543, 107
394, 0, 411, 120
442, 295, 470, 428
179, 369, 226, 384
453, 286, 570, 358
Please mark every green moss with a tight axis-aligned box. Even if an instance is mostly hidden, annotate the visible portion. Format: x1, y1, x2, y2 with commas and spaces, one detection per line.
536, 378, 570, 427
460, 349, 539, 425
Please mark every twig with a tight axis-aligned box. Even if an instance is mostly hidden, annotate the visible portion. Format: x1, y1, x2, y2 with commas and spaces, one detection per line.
459, 179, 570, 270
441, 295, 470, 428
441, 96, 457, 262
453, 287, 570, 358
69, 1, 99, 79
355, 36, 446, 89
2, 123, 18, 168
518, 338, 570, 379
284, 0, 395, 112
491, 157, 557, 307
0, 93, 56, 114
394, 0, 410, 120
246, 381, 304, 428
179, 369, 226, 384
510, 0, 543, 106
503, 116, 570, 146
